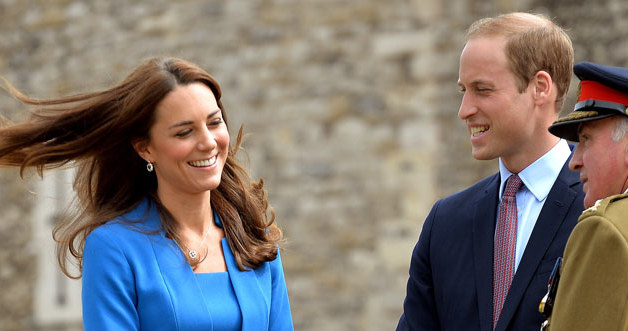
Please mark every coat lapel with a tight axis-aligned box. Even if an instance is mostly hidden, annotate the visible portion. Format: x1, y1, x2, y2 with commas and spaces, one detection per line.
212, 212, 269, 331
222, 239, 269, 331
143, 205, 214, 329
494, 162, 580, 331
473, 174, 500, 331
120, 200, 274, 329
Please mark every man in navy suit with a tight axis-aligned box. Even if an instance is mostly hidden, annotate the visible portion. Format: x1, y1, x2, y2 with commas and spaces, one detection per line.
396, 13, 585, 331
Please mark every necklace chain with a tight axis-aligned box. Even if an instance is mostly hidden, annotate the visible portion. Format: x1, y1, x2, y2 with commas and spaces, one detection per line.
188, 227, 211, 260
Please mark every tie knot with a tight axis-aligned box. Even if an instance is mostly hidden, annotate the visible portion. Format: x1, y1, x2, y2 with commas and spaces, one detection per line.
503, 175, 523, 198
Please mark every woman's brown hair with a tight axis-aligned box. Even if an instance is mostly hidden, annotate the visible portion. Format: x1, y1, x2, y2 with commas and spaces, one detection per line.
0, 57, 281, 277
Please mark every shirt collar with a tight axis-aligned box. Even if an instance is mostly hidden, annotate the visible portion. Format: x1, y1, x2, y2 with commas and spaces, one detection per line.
498, 139, 571, 201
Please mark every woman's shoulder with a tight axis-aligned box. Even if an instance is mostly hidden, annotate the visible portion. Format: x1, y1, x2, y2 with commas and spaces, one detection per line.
87, 200, 162, 246
249, 249, 284, 277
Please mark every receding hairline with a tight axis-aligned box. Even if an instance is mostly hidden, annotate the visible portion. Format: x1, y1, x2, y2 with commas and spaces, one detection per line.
465, 12, 555, 40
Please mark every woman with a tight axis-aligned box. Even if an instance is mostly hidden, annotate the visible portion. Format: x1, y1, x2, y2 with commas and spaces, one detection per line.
0, 57, 293, 330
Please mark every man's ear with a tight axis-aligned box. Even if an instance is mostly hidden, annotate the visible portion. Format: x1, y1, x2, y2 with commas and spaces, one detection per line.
132, 138, 151, 162
532, 70, 553, 106
624, 135, 628, 167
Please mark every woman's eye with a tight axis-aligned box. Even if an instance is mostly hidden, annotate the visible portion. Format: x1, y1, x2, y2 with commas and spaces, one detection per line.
208, 119, 223, 127
175, 129, 192, 137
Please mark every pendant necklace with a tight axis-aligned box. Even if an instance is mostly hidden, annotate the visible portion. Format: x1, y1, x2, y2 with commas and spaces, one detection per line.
188, 227, 211, 260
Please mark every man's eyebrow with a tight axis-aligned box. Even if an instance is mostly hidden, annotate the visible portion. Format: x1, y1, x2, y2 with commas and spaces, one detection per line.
458, 79, 492, 87
167, 110, 220, 129
470, 79, 492, 86
576, 124, 585, 136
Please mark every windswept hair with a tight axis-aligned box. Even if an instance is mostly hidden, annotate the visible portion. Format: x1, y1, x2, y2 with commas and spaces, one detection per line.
466, 12, 574, 112
0, 57, 282, 277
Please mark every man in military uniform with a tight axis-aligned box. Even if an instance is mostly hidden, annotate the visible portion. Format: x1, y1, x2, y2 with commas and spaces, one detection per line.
545, 61, 628, 330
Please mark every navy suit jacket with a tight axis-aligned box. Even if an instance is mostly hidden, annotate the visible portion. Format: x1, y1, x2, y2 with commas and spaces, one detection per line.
82, 199, 294, 331
397, 158, 584, 331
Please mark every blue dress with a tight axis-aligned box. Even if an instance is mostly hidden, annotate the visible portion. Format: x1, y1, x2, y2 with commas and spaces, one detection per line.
196, 272, 243, 330
81, 199, 294, 330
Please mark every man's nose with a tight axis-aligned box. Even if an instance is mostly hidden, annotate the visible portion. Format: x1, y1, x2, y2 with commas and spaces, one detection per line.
458, 93, 477, 120
568, 145, 583, 172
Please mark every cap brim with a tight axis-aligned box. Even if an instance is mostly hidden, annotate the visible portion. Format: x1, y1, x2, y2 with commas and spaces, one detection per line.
548, 110, 616, 142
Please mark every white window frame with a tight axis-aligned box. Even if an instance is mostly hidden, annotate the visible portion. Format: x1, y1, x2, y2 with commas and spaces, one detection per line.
32, 168, 82, 327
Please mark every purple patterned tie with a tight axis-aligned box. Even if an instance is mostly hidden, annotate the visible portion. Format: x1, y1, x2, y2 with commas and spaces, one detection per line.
493, 174, 523, 329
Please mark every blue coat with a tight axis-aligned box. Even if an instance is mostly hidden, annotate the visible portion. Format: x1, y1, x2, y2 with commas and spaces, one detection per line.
397, 159, 584, 331
82, 200, 294, 330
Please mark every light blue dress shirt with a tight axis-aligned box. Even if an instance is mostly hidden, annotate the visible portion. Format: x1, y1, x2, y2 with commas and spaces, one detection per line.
498, 139, 571, 271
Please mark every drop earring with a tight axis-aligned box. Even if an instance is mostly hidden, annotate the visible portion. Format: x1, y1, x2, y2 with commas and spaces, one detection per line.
146, 162, 154, 172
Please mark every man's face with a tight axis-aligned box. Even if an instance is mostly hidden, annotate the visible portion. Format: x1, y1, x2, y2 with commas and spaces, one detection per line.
457, 37, 538, 168
569, 116, 628, 208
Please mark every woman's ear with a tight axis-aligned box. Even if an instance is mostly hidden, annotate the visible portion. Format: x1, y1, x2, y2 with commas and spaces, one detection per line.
533, 70, 553, 105
132, 138, 151, 162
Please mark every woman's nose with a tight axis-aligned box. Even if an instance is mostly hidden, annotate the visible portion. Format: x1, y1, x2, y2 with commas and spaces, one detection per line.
198, 127, 217, 151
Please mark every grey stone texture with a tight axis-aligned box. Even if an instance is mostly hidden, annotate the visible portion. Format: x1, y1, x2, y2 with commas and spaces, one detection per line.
1, 0, 627, 330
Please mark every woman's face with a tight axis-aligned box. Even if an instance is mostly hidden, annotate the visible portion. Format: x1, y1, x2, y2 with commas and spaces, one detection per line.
136, 82, 229, 198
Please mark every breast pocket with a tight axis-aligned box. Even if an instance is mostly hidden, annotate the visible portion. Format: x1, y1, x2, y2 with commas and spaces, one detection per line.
537, 256, 561, 276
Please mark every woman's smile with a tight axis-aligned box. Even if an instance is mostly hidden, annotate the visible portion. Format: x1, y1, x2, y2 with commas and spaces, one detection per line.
188, 156, 218, 168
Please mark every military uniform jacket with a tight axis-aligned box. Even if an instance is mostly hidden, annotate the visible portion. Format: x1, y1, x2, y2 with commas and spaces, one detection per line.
550, 193, 628, 331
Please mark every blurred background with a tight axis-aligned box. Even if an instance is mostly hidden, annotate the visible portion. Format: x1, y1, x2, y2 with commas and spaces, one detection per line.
0, 0, 627, 330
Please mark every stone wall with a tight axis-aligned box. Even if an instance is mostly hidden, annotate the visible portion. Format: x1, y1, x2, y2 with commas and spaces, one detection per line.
1, 0, 627, 330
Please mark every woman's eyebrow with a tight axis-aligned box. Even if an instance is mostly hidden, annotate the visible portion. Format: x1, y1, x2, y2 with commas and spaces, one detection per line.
167, 110, 220, 129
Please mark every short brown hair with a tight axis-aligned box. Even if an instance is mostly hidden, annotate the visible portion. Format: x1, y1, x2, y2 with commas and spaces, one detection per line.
466, 12, 574, 111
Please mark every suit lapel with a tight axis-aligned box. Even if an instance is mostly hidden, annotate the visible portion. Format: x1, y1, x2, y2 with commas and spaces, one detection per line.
473, 174, 500, 331
495, 162, 580, 331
